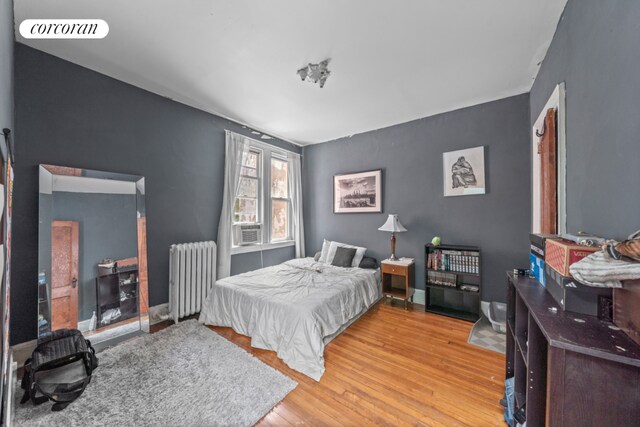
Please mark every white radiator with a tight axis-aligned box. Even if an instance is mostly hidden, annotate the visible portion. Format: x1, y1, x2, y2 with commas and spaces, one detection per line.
169, 241, 217, 324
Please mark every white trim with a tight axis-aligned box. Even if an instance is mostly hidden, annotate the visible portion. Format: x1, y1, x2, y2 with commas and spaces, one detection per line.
77, 317, 92, 332
238, 132, 291, 157
149, 303, 170, 324
231, 240, 295, 255
481, 300, 491, 318
11, 339, 37, 368
531, 82, 566, 234
12, 304, 170, 368
231, 132, 296, 246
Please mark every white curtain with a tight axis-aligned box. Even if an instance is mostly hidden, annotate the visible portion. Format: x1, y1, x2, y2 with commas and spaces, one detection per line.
288, 151, 305, 258
217, 131, 250, 279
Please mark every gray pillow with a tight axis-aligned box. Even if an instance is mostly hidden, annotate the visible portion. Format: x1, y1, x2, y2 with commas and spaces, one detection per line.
359, 256, 378, 269
314, 251, 321, 261
331, 246, 357, 267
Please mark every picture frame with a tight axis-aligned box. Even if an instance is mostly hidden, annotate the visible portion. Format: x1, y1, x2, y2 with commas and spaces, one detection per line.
443, 146, 486, 197
333, 169, 382, 213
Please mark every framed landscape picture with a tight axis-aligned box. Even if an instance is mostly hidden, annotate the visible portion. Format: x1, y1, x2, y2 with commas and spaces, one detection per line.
333, 170, 382, 213
443, 146, 486, 196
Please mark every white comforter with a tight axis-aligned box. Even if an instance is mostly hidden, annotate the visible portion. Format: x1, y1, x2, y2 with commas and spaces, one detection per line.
199, 257, 381, 381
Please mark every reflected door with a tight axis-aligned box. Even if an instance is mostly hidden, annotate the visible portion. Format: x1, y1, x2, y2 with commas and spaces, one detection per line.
137, 217, 149, 319
539, 108, 558, 234
51, 220, 79, 330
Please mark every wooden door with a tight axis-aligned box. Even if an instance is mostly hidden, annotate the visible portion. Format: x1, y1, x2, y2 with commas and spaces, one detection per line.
51, 220, 79, 330
137, 216, 149, 316
539, 108, 558, 234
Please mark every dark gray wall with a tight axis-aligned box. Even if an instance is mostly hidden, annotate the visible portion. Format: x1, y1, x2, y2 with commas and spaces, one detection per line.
0, 0, 12, 140
52, 192, 138, 321
12, 44, 300, 344
530, 0, 640, 240
303, 94, 531, 303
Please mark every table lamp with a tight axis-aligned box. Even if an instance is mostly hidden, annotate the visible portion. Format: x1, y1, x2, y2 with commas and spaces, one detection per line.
378, 214, 407, 261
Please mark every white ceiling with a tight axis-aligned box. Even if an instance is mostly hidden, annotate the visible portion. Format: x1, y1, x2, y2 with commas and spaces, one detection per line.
14, 0, 567, 145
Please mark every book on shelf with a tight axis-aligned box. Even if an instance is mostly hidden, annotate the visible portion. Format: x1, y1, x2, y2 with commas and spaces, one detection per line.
427, 271, 457, 288
427, 248, 479, 274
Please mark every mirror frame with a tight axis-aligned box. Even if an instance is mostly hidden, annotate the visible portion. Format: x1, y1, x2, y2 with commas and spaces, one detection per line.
38, 164, 149, 342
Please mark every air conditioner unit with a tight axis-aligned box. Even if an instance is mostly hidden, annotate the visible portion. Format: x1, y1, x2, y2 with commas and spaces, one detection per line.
234, 224, 262, 246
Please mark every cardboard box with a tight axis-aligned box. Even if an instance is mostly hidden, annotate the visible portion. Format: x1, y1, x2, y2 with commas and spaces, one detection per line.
529, 233, 556, 257
613, 279, 640, 346
529, 253, 546, 287
545, 238, 599, 277
545, 265, 612, 317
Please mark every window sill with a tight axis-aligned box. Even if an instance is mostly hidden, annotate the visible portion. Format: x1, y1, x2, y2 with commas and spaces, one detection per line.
231, 240, 295, 255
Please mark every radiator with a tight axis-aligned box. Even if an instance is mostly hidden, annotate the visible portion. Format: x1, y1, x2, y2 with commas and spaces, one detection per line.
169, 241, 217, 324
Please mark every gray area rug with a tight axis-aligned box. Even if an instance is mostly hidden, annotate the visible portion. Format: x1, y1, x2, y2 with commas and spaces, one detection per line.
467, 316, 506, 354
15, 320, 297, 426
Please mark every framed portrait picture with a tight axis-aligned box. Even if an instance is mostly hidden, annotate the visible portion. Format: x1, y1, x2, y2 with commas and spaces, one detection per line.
443, 146, 486, 196
333, 170, 382, 213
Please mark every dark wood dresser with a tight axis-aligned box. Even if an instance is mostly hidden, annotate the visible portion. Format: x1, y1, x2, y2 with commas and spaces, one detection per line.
506, 272, 640, 426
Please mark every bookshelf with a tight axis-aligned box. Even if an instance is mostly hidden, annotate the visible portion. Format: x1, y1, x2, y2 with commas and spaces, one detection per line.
425, 243, 481, 322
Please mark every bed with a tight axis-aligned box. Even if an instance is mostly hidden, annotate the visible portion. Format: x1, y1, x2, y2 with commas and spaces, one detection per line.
198, 257, 381, 381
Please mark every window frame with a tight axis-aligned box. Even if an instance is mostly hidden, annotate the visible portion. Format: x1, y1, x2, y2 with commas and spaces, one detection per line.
269, 153, 293, 243
231, 136, 295, 254
233, 148, 262, 225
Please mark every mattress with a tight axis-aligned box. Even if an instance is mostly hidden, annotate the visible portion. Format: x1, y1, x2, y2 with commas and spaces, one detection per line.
199, 257, 381, 380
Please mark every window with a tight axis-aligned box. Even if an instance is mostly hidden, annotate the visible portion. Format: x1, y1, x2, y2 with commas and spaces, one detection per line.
270, 157, 290, 241
233, 150, 260, 223
232, 141, 293, 250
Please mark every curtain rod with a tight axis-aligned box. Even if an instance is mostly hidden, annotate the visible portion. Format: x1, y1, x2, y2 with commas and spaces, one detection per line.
225, 129, 301, 156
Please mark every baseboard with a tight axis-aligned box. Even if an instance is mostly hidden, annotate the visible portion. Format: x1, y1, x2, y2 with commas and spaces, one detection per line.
416, 291, 489, 316
481, 301, 490, 318
77, 318, 92, 332
11, 304, 170, 368
12, 339, 37, 368
149, 303, 170, 325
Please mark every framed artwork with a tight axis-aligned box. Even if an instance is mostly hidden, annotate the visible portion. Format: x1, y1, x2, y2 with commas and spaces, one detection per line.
443, 146, 486, 196
333, 169, 382, 213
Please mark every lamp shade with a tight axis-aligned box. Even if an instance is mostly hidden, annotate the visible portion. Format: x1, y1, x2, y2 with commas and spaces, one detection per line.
378, 214, 407, 233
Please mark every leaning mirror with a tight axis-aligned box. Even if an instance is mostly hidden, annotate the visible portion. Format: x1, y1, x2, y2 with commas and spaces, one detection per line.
38, 165, 149, 346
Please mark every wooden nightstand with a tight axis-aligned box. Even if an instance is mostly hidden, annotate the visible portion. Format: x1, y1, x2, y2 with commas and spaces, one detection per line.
381, 259, 415, 309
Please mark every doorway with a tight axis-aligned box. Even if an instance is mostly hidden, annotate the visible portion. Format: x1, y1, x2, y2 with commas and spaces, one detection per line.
51, 220, 79, 330
532, 83, 566, 234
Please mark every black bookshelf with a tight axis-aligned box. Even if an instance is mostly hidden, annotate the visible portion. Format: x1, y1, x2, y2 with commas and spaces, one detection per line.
425, 243, 481, 322
96, 263, 139, 328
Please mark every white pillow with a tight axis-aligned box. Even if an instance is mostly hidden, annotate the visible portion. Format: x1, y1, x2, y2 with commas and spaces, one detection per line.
318, 239, 333, 263
326, 241, 367, 268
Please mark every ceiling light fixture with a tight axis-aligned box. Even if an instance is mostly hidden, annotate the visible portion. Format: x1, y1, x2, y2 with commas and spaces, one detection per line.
297, 59, 331, 88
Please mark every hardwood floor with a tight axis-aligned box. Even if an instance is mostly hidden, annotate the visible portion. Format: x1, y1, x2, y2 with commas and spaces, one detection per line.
207, 301, 506, 426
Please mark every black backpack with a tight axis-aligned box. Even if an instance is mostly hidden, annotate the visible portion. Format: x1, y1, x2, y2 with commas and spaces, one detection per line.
21, 329, 99, 411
